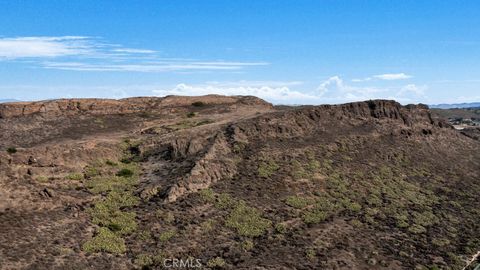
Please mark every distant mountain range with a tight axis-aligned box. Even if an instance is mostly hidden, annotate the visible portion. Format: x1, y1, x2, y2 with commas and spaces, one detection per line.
430, 102, 480, 109
0, 99, 20, 103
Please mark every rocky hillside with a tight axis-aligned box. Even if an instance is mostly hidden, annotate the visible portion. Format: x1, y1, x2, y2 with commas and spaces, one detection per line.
0, 96, 478, 270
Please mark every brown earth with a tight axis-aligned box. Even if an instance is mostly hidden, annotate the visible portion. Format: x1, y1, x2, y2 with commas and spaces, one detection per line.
0, 96, 478, 270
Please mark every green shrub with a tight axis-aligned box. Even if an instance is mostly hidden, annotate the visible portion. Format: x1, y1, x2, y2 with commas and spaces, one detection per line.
87, 204, 137, 235
86, 173, 138, 194
215, 193, 237, 210
6, 147, 17, 154
305, 248, 316, 261
232, 142, 246, 154
394, 213, 409, 228
103, 190, 140, 208
258, 159, 280, 178
408, 224, 427, 234
306, 159, 320, 172
36, 176, 49, 182
105, 160, 118, 166
195, 119, 214, 126
412, 211, 438, 227
82, 227, 126, 254
137, 230, 152, 241
431, 238, 450, 247
225, 202, 271, 237
191, 101, 206, 107
342, 199, 362, 212
291, 160, 308, 179
187, 112, 198, 118
285, 196, 313, 209
207, 257, 226, 268
84, 166, 101, 178
134, 254, 154, 268
199, 188, 216, 203
302, 209, 327, 224
66, 173, 83, 181
158, 230, 176, 242
116, 168, 134, 178
275, 223, 287, 234
241, 240, 254, 251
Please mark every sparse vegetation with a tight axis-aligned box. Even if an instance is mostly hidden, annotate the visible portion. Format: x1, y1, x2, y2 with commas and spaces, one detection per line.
167, 119, 214, 130
187, 111, 198, 118
82, 227, 126, 254
302, 209, 328, 224
3, 96, 479, 269
241, 240, 254, 251
137, 230, 152, 241
116, 168, 134, 177
215, 193, 237, 209
199, 188, 216, 203
6, 147, 17, 154
82, 142, 141, 254
134, 254, 154, 268
257, 159, 280, 178
285, 195, 313, 209
105, 160, 117, 166
158, 230, 176, 242
155, 210, 175, 224
200, 219, 215, 232
36, 175, 49, 182
66, 173, 83, 180
207, 257, 226, 268
88, 205, 137, 234
305, 248, 316, 261
226, 201, 271, 237
191, 101, 206, 107
274, 223, 287, 234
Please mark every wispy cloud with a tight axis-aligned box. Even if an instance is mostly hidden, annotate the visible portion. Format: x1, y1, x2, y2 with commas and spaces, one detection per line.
352, 73, 412, 82
0, 36, 268, 72
0, 36, 93, 58
374, 73, 412, 80
41, 61, 268, 72
111, 48, 156, 54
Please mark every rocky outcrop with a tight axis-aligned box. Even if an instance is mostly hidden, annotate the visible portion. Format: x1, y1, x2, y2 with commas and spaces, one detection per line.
227, 100, 448, 141
148, 99, 451, 203
0, 95, 272, 119
164, 132, 237, 202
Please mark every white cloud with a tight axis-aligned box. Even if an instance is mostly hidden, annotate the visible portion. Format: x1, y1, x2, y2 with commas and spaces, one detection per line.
398, 84, 427, 96
41, 61, 268, 72
351, 77, 372, 82
0, 36, 268, 73
152, 81, 317, 104
0, 36, 92, 58
112, 48, 156, 54
204, 80, 303, 87
373, 73, 412, 80
317, 76, 385, 101
149, 77, 428, 105
0, 77, 432, 105
352, 73, 412, 82
316, 76, 427, 104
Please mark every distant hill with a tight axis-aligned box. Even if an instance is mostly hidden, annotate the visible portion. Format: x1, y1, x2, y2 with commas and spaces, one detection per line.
430, 102, 480, 109
0, 99, 20, 103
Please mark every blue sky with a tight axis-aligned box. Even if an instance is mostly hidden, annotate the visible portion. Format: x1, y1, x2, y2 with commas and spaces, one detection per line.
0, 1, 479, 104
